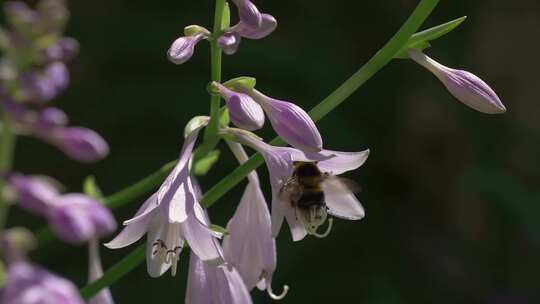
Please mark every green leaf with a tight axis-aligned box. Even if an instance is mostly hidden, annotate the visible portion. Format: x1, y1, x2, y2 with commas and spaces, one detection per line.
394, 16, 467, 59
221, 2, 231, 30
210, 224, 229, 235
223, 76, 257, 91
83, 176, 104, 200
194, 149, 221, 176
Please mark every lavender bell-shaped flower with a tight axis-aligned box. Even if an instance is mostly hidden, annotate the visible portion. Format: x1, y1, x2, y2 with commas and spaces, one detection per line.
246, 88, 323, 152
88, 238, 115, 304
223, 142, 288, 300
1, 260, 85, 304
185, 251, 252, 304
105, 119, 222, 277
47, 193, 117, 244
214, 82, 264, 131
167, 32, 208, 65
233, 131, 368, 241
408, 49, 506, 114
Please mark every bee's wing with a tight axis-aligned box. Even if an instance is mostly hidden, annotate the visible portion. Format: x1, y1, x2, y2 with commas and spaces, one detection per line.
321, 176, 364, 220
279, 177, 303, 202
321, 176, 361, 194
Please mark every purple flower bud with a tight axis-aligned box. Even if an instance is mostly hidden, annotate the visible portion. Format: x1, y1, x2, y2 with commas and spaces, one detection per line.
19, 63, 69, 104
167, 33, 206, 65
9, 174, 60, 216
51, 127, 109, 162
35, 107, 69, 129
1, 260, 85, 304
233, 0, 262, 28
236, 14, 277, 39
215, 83, 264, 130
47, 194, 116, 244
248, 89, 323, 152
45, 37, 79, 62
408, 49, 506, 114
218, 32, 241, 55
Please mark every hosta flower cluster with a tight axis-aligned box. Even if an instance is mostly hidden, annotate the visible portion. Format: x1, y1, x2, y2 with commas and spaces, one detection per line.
0, 0, 506, 303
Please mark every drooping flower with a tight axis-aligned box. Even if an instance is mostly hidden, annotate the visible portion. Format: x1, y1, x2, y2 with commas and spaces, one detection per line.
185, 251, 252, 304
214, 82, 264, 131
88, 238, 115, 304
233, 131, 368, 241
223, 142, 288, 300
408, 49, 506, 114
167, 33, 209, 65
246, 88, 322, 152
1, 260, 85, 304
105, 120, 222, 277
47, 193, 117, 244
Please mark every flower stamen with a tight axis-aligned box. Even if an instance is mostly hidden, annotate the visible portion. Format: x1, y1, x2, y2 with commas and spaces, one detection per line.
267, 283, 289, 300
311, 218, 333, 238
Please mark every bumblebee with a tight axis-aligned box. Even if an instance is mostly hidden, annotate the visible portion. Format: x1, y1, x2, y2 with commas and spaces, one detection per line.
279, 161, 360, 237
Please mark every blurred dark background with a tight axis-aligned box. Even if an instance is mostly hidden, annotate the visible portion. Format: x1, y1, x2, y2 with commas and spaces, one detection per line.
6, 0, 540, 303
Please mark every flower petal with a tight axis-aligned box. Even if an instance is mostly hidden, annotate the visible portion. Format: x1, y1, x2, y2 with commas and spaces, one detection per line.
324, 190, 365, 220
284, 205, 307, 241
181, 217, 222, 264
104, 214, 151, 249
145, 220, 171, 278
316, 149, 370, 175
122, 193, 159, 225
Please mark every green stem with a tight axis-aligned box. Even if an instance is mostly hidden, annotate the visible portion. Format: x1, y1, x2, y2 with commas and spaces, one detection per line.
80, 244, 145, 299
0, 113, 16, 231
197, 0, 226, 161
78, 0, 439, 295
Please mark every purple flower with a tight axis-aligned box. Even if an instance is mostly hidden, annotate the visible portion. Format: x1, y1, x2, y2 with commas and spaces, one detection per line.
217, 32, 241, 55
9, 174, 60, 216
215, 83, 264, 131
185, 252, 253, 304
247, 88, 322, 152
223, 142, 288, 300
1, 260, 84, 304
88, 239, 115, 304
232, 0, 262, 28
105, 124, 222, 277
47, 194, 117, 244
4, 1, 38, 29
234, 132, 368, 241
408, 49, 506, 114
48, 127, 110, 163
167, 33, 208, 65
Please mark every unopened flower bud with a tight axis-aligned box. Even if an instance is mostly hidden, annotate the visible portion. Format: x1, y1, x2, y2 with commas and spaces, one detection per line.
236, 13, 277, 39
248, 89, 322, 151
233, 0, 262, 28
48, 194, 116, 244
45, 37, 79, 62
218, 32, 241, 55
35, 107, 68, 129
4, 1, 38, 30
167, 33, 207, 65
51, 127, 109, 162
184, 115, 210, 138
408, 49, 506, 114
215, 83, 264, 131
9, 174, 60, 216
